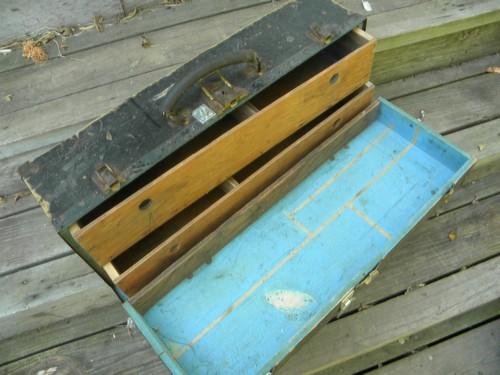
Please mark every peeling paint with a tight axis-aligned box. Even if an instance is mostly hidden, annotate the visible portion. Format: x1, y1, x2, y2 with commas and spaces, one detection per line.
265, 290, 315, 312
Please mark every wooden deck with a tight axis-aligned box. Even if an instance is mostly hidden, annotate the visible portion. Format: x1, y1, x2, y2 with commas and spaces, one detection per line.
0, 1, 499, 373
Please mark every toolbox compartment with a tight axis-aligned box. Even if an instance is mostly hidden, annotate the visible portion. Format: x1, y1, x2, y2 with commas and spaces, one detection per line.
123, 99, 473, 374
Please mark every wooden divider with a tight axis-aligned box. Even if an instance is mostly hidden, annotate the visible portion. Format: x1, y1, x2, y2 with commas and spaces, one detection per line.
73, 30, 376, 266
117, 84, 375, 296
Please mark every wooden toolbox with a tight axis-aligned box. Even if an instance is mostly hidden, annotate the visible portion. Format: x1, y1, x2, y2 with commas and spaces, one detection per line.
18, 1, 473, 374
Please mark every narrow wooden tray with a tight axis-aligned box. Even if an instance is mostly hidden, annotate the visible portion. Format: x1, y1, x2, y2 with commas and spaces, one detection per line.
72, 29, 375, 272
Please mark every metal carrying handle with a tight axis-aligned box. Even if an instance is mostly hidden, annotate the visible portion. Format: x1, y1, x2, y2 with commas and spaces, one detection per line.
159, 49, 262, 121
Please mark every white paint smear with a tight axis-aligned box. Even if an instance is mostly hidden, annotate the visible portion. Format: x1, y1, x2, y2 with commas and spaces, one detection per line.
265, 290, 315, 312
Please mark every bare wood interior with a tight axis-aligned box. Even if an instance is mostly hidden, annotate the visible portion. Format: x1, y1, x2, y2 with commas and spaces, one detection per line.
115, 83, 375, 296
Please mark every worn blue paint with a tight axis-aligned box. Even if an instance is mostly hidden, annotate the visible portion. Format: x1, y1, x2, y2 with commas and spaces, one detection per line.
126, 98, 474, 375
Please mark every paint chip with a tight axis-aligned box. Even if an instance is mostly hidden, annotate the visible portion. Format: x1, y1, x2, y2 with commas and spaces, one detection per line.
265, 290, 314, 312
361, 0, 373, 12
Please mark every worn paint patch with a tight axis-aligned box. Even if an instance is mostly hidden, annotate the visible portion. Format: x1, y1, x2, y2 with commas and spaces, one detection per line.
265, 290, 315, 313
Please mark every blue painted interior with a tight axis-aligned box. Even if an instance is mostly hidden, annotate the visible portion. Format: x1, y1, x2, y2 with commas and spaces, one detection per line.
128, 98, 473, 375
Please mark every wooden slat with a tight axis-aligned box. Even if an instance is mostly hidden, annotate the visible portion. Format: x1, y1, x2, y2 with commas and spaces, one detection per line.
393, 73, 500, 135
131, 99, 380, 312
368, 319, 500, 375
0, 208, 72, 276
0, 324, 165, 375
0, 0, 273, 73
74, 32, 375, 266
0, 255, 115, 340
116, 83, 375, 296
373, 18, 500, 83
0, 3, 278, 117
0, 303, 125, 366
336, 0, 428, 17
369, 0, 500, 50
376, 53, 500, 100
275, 256, 500, 374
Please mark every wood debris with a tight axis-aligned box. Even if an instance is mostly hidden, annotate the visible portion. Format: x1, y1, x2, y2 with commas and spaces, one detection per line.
141, 35, 153, 48
486, 66, 500, 74
93, 15, 105, 32
121, 7, 139, 23
13, 191, 30, 202
22, 40, 48, 63
362, 268, 380, 286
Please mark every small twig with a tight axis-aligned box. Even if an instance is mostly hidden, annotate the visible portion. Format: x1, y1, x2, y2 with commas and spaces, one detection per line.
53, 38, 64, 57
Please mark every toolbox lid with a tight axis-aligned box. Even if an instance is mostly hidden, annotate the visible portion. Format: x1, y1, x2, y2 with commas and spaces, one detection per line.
18, 0, 364, 231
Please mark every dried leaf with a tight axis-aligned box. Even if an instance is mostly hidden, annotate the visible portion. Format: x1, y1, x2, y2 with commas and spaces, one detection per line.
4, 94, 12, 102
22, 40, 48, 63
477, 144, 486, 151
486, 66, 500, 74
141, 35, 153, 48
106, 131, 113, 141
448, 230, 457, 241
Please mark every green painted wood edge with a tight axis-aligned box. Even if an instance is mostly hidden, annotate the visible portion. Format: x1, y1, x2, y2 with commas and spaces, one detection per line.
376, 9, 500, 52
123, 301, 187, 375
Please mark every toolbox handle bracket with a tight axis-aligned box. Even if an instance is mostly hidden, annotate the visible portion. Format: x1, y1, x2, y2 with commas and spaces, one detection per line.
159, 49, 261, 124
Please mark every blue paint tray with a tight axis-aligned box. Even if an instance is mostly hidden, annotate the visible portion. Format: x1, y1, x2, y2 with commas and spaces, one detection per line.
125, 98, 473, 374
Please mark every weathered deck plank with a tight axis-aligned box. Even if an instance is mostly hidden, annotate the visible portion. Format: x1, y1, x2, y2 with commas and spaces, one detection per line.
393, 73, 500, 134
368, 319, 500, 375
0, 255, 115, 340
0, 324, 165, 375
0, 0, 273, 73
0, 303, 126, 367
0, 3, 277, 117
275, 256, 500, 374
